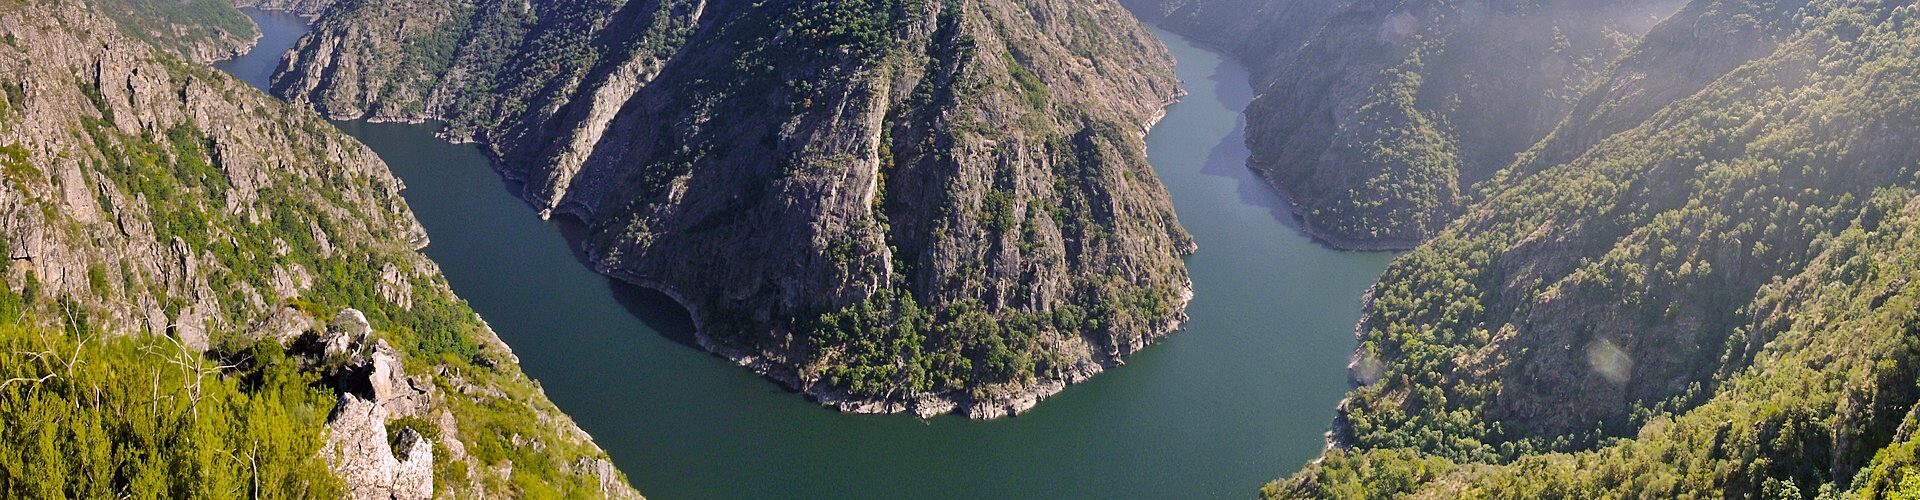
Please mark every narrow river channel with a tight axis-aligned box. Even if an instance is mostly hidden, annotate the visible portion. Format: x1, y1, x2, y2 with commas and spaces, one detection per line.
220, 10, 1398, 498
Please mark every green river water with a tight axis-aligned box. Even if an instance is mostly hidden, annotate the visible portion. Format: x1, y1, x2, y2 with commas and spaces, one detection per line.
219, 9, 1398, 498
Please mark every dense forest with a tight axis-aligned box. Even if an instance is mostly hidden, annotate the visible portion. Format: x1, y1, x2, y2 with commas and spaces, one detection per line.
0, 319, 342, 497
1260, 0, 1920, 496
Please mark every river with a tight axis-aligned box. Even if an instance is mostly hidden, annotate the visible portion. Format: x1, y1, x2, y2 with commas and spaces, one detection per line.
219, 9, 1398, 498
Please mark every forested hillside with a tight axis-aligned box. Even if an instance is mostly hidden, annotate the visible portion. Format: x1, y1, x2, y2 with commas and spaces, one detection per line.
272, 0, 1198, 418
84, 0, 260, 62
1267, 0, 1920, 496
1132, 0, 1681, 249
0, 2, 634, 496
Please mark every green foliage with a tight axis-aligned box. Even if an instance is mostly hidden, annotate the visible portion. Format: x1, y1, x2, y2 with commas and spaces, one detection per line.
0, 8, 634, 494
436, 358, 609, 498
1006, 54, 1049, 110
801, 288, 1079, 398
89, 0, 255, 59
781, 0, 920, 64
1264, 448, 1455, 500
0, 79, 21, 123
84, 262, 109, 297
1284, 1, 1920, 496
0, 142, 33, 187
982, 190, 1015, 232
0, 323, 342, 498
1308, 64, 1460, 244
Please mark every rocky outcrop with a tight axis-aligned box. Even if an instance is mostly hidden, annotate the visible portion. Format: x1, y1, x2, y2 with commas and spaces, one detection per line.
326, 396, 434, 500
273, 0, 1195, 416
321, 310, 435, 500
0, 3, 639, 496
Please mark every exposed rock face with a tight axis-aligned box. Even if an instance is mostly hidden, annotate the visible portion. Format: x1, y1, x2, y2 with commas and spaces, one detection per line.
1131, 0, 1684, 249
326, 310, 435, 418
0, 3, 639, 496
273, 0, 1196, 416
1121, 0, 1337, 85
248, 304, 319, 344
323, 310, 435, 500
326, 396, 434, 500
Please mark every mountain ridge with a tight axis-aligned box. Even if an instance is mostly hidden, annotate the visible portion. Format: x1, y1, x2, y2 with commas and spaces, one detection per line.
269, 0, 1201, 418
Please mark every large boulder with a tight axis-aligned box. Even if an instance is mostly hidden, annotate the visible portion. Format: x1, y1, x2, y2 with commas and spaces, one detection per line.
323, 395, 434, 500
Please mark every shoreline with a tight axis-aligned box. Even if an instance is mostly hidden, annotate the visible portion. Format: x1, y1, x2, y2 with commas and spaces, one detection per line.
1247, 164, 1424, 253
266, 12, 1412, 426
275, 17, 1398, 422
283, 64, 1202, 420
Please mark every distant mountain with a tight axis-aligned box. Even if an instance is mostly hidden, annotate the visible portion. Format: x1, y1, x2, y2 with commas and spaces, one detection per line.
1135, 0, 1682, 249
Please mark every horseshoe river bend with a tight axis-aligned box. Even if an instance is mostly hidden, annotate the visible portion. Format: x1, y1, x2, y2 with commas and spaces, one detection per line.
219, 9, 1398, 498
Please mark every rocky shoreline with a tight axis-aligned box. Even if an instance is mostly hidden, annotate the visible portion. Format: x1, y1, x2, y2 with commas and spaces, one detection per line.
208, 9, 641, 496
266, 0, 1201, 420
1323, 282, 1383, 451
604, 254, 1196, 420
570, 81, 1199, 420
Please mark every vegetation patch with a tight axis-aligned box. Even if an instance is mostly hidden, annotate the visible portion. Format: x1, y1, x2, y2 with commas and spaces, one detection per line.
0, 322, 343, 498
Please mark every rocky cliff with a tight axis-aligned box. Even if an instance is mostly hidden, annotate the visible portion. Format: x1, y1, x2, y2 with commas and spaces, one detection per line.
0, 2, 636, 496
1269, 0, 1920, 496
271, 0, 1195, 418
1133, 0, 1683, 249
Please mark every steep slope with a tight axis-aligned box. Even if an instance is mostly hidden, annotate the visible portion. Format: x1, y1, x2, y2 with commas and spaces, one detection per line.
0, 2, 635, 496
271, 0, 1195, 417
1133, 0, 1681, 249
231, 0, 338, 17
1120, 0, 1339, 86
88, 0, 260, 63
1269, 0, 1920, 496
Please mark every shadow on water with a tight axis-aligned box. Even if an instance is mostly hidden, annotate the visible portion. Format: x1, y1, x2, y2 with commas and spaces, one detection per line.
606, 279, 702, 349
541, 207, 704, 350
1200, 121, 1307, 233
1189, 39, 1306, 233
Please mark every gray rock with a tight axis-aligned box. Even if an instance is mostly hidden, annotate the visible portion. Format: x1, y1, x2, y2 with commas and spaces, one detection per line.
390, 428, 434, 500
247, 305, 318, 345
323, 395, 433, 500
277, 0, 1198, 419
325, 308, 371, 360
